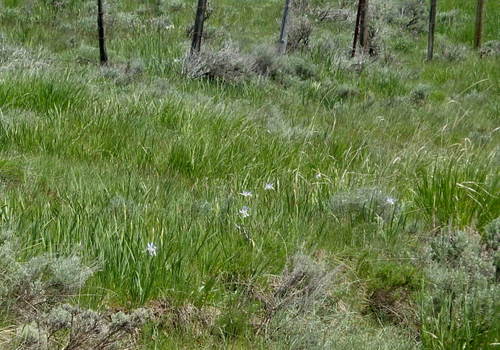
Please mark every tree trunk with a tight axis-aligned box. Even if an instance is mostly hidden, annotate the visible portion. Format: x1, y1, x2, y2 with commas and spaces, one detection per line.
474, 0, 485, 49
359, 0, 369, 53
97, 0, 108, 65
351, 0, 363, 57
427, 0, 437, 61
277, 0, 292, 55
352, 0, 369, 57
191, 0, 208, 55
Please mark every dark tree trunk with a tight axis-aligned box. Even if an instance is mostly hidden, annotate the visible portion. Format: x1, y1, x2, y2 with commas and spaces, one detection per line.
359, 0, 369, 53
191, 0, 208, 55
474, 0, 485, 49
352, 0, 368, 57
427, 0, 437, 61
278, 0, 292, 55
97, 0, 108, 65
351, 0, 363, 57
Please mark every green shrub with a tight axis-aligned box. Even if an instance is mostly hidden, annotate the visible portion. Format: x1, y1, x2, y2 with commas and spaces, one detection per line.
420, 229, 499, 350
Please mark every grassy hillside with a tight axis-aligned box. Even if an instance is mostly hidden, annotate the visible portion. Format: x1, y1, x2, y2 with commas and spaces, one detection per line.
0, 0, 499, 348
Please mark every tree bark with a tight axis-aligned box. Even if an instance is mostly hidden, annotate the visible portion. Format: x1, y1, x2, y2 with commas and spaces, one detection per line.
352, 0, 369, 57
427, 0, 437, 61
474, 0, 485, 49
359, 0, 369, 53
351, 0, 363, 57
97, 0, 108, 65
277, 0, 292, 55
191, 0, 208, 55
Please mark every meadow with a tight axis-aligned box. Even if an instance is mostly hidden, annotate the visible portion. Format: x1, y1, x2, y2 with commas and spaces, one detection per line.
0, 0, 499, 348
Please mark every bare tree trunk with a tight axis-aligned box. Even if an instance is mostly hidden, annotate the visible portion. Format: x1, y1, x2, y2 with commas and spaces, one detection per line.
352, 0, 369, 57
359, 0, 369, 53
191, 0, 208, 55
351, 0, 363, 58
277, 0, 292, 55
97, 0, 108, 65
474, 0, 485, 49
427, 0, 437, 61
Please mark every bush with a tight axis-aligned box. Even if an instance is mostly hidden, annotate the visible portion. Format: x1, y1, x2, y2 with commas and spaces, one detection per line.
409, 83, 432, 104
12, 305, 151, 350
389, 0, 427, 35
1, 231, 151, 349
252, 46, 317, 81
182, 45, 255, 83
287, 16, 313, 52
437, 41, 469, 62
261, 253, 418, 349
484, 217, 500, 281
480, 40, 500, 58
420, 229, 499, 349
0, 231, 96, 321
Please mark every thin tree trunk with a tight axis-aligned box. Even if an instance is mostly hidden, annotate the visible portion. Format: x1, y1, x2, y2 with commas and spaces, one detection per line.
97, 0, 108, 65
190, 0, 208, 55
277, 0, 292, 55
427, 0, 437, 61
474, 0, 485, 49
359, 0, 369, 53
351, 0, 363, 58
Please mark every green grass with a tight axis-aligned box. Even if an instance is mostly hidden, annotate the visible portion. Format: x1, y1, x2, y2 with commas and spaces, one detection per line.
0, 0, 499, 348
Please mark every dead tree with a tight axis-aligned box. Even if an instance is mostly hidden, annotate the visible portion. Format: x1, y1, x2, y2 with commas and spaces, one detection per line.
351, 0, 369, 57
97, 0, 108, 65
427, 0, 437, 60
191, 0, 208, 55
278, 0, 292, 55
474, 0, 485, 49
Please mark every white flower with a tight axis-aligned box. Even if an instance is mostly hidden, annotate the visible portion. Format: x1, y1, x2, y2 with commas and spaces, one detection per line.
386, 197, 396, 205
264, 183, 274, 190
239, 191, 253, 197
146, 242, 158, 256
239, 206, 250, 218
315, 173, 322, 179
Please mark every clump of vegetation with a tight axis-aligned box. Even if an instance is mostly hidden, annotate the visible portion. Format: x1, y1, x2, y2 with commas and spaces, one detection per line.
410, 83, 432, 104
480, 40, 500, 57
437, 40, 469, 61
437, 9, 462, 26
0, 231, 96, 321
484, 217, 500, 280
386, 0, 427, 34
420, 229, 499, 349
182, 45, 254, 83
287, 16, 313, 52
259, 253, 418, 349
329, 187, 400, 223
12, 305, 150, 350
100, 59, 145, 86
413, 157, 497, 228
0, 231, 151, 349
335, 83, 360, 99
252, 46, 317, 82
